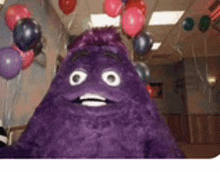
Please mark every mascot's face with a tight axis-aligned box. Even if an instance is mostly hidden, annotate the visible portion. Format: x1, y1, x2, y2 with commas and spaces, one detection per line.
48, 45, 147, 117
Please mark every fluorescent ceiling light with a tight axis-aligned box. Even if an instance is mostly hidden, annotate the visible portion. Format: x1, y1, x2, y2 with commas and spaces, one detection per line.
149, 11, 185, 25
151, 42, 162, 50
0, 0, 6, 5
89, 14, 120, 28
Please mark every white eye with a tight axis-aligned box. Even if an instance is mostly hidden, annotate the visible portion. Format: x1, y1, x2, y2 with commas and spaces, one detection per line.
69, 70, 87, 86
102, 71, 121, 87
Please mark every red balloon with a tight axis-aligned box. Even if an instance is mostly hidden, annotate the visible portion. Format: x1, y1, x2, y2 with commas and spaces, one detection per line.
59, 0, 77, 15
146, 85, 153, 98
104, 0, 123, 17
125, 0, 147, 16
122, 7, 145, 37
12, 45, 34, 70
5, 5, 31, 31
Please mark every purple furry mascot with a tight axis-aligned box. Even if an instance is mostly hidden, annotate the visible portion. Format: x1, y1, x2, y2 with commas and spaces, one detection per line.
0, 27, 184, 158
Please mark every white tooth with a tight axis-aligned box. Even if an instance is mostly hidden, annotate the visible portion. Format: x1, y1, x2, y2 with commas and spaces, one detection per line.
80, 93, 106, 101
82, 101, 106, 107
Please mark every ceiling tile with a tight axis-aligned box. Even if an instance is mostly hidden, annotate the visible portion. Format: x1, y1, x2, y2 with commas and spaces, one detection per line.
48, 0, 220, 65
154, 0, 195, 11
87, 0, 104, 14
190, 0, 214, 11
145, 0, 160, 23
147, 25, 173, 41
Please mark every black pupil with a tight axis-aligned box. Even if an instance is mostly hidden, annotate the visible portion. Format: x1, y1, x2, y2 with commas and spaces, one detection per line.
107, 75, 115, 83
73, 74, 80, 83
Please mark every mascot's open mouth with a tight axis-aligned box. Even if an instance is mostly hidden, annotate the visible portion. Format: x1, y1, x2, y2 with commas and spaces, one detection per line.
71, 93, 114, 107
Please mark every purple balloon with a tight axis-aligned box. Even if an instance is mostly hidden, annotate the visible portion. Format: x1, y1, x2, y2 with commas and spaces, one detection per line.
0, 47, 22, 80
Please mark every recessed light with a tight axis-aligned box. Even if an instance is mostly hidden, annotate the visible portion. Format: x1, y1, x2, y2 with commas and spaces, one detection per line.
89, 14, 120, 28
149, 11, 185, 25
151, 42, 162, 50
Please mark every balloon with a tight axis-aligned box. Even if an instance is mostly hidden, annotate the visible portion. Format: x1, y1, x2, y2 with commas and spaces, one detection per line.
146, 84, 153, 98
5, 5, 31, 31
134, 61, 150, 83
34, 37, 46, 56
59, 0, 77, 15
13, 18, 42, 52
122, 7, 145, 37
33, 41, 43, 56
182, 17, 195, 31
198, 15, 211, 32
125, 0, 147, 16
133, 32, 153, 56
104, 0, 123, 17
0, 47, 22, 80
12, 45, 34, 70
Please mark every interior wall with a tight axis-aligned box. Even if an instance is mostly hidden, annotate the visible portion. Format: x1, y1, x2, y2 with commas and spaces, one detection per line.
184, 57, 220, 114
149, 63, 186, 114
0, 0, 68, 127
184, 57, 220, 143
149, 56, 220, 115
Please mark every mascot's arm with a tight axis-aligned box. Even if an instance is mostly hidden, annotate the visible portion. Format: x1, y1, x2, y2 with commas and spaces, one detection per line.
0, 113, 47, 158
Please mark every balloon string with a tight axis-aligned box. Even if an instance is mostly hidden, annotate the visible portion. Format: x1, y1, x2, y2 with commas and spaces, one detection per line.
60, 8, 77, 52
2, 79, 6, 128
2, 79, 7, 129
58, 1, 65, 53
204, 36, 209, 80
12, 73, 22, 106
3, 72, 22, 135
67, 2, 78, 32
191, 44, 204, 83
131, 42, 134, 61
67, 14, 75, 32
85, 0, 93, 29
4, 80, 10, 134
191, 44, 207, 93
85, 0, 90, 14
7, 110, 12, 135
174, 23, 183, 57
203, 36, 213, 110
176, 24, 182, 45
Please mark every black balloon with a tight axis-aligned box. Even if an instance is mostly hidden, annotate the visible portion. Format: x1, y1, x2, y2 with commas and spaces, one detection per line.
182, 17, 195, 31
198, 15, 211, 33
134, 62, 150, 83
33, 41, 43, 56
133, 32, 153, 56
13, 18, 42, 51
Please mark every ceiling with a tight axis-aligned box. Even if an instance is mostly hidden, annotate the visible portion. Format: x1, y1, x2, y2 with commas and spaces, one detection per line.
49, 0, 220, 65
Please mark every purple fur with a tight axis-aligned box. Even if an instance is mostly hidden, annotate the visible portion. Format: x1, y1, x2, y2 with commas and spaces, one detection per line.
0, 27, 185, 158
67, 27, 128, 57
